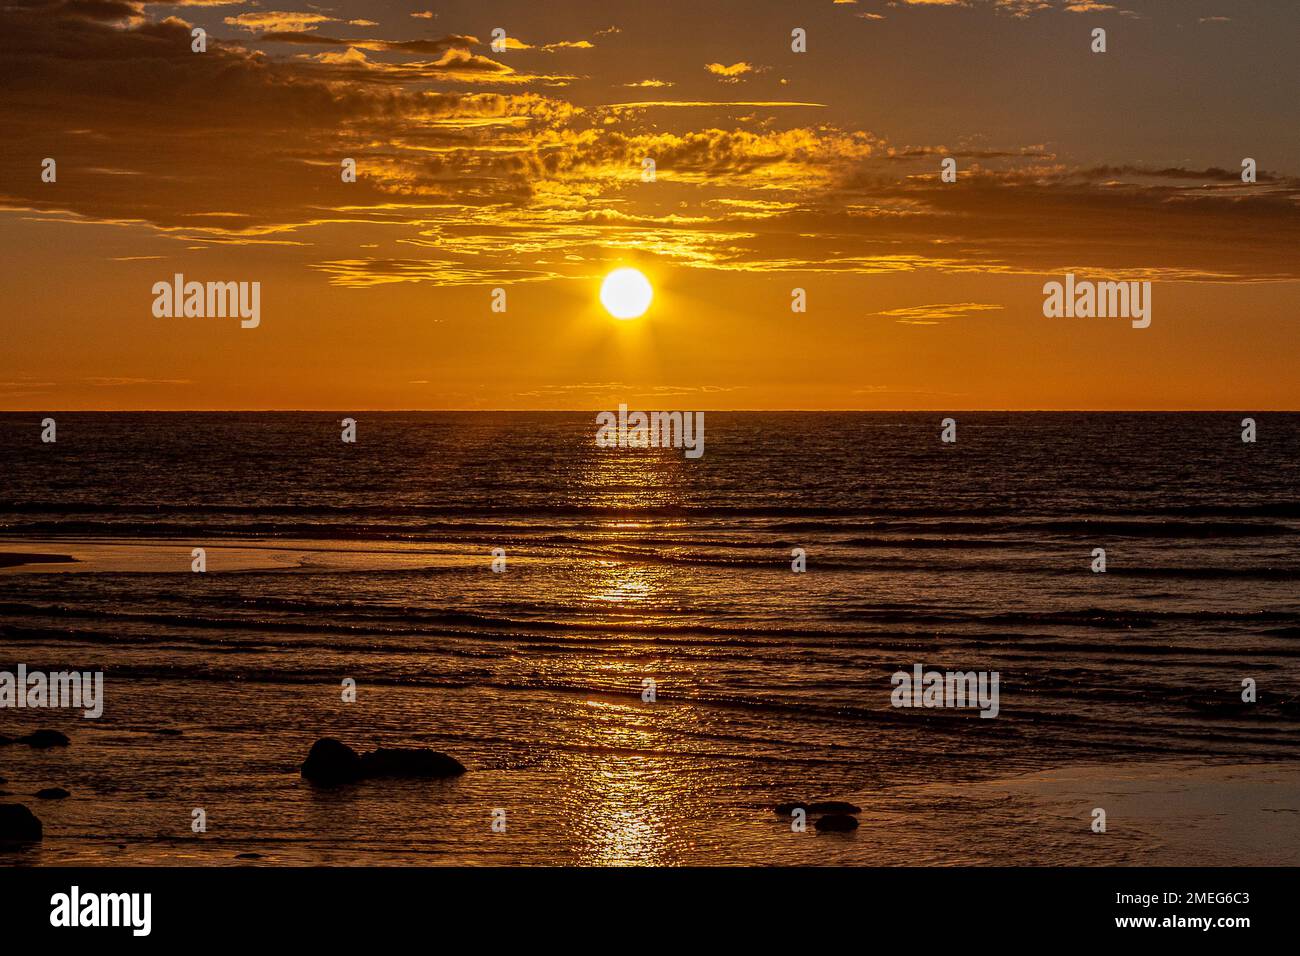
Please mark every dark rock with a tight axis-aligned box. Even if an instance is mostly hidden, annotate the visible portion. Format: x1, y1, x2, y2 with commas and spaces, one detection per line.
17, 730, 70, 748
359, 747, 466, 779
0, 804, 43, 842
808, 801, 861, 814
775, 799, 861, 815
0, 736, 12, 746
155, 729, 183, 737
301, 738, 467, 784
0, 776, 7, 784
234, 852, 263, 859
301, 737, 365, 784
36, 787, 70, 800
814, 813, 860, 832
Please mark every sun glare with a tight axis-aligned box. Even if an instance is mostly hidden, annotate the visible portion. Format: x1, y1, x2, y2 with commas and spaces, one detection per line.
600, 268, 653, 319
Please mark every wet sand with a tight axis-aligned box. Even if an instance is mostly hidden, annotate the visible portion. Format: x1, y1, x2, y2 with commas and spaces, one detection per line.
3, 675, 1295, 866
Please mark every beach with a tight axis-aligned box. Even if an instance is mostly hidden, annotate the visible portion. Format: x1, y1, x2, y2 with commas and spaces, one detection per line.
2, 412, 1298, 865
4, 672, 1297, 865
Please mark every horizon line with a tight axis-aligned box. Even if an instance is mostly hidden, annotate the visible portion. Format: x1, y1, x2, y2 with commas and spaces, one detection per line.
2, 408, 1295, 415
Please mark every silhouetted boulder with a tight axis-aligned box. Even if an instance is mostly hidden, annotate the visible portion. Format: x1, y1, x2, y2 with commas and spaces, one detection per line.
774, 799, 861, 815
814, 813, 860, 832
301, 737, 365, 784
0, 804, 43, 842
809, 801, 861, 814
301, 738, 467, 784
36, 787, 70, 800
360, 747, 466, 779
17, 730, 69, 748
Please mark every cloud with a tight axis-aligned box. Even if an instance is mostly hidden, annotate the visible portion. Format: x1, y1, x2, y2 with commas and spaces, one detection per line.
310, 257, 563, 287
705, 62, 758, 83
870, 303, 1005, 325
600, 100, 825, 111
83, 377, 193, 386
485, 35, 597, 52
0, 1, 1295, 290
544, 39, 594, 51
256, 32, 577, 84
224, 11, 336, 32
307, 46, 369, 66
255, 31, 480, 55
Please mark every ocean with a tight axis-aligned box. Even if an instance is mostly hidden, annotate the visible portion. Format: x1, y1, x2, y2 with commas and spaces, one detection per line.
1, 412, 1298, 865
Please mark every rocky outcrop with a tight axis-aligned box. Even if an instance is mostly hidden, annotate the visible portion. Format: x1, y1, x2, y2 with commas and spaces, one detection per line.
301, 738, 466, 785
0, 804, 43, 842
814, 813, 860, 832
360, 747, 466, 779
808, 800, 861, 814
16, 730, 70, 748
774, 798, 863, 833
300, 737, 365, 784
773, 799, 862, 815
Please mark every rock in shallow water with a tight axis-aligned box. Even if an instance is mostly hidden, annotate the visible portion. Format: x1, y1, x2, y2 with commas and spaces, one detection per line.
36, 787, 70, 800
301, 737, 365, 784
808, 801, 861, 814
360, 747, 466, 779
0, 804, 43, 842
814, 813, 860, 832
301, 738, 466, 784
17, 730, 70, 748
773, 799, 862, 815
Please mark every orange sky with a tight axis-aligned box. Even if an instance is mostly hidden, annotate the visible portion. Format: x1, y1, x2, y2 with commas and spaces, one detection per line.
1, 0, 1297, 410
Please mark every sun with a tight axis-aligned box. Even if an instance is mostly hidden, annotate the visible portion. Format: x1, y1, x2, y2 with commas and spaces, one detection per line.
600, 268, 653, 319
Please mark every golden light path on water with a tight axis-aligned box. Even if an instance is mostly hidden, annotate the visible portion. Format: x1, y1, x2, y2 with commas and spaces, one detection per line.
562, 442, 708, 864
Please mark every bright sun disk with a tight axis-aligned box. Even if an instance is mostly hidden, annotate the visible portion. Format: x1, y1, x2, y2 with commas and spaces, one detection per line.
600, 268, 653, 319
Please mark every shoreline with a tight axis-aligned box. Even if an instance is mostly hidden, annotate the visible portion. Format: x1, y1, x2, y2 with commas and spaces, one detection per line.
3, 673, 1296, 866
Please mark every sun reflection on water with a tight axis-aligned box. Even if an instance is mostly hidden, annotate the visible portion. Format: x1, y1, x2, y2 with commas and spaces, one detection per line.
558, 434, 713, 864
590, 561, 653, 603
